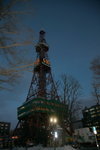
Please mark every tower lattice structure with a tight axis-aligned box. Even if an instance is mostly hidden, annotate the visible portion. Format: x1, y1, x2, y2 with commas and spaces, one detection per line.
26, 30, 59, 101
14, 31, 67, 146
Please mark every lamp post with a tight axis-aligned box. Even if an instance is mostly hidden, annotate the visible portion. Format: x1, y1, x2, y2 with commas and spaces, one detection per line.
54, 131, 58, 150
93, 127, 100, 150
50, 117, 58, 149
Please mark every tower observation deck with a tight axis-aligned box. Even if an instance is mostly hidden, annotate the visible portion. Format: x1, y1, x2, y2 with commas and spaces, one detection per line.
14, 31, 67, 146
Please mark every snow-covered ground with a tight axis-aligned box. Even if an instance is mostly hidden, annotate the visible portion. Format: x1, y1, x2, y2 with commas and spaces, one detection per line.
4, 145, 78, 150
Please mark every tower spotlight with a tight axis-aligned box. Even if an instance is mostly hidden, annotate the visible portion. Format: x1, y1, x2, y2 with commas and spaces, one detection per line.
50, 117, 57, 124
54, 118, 57, 123
50, 117, 53, 123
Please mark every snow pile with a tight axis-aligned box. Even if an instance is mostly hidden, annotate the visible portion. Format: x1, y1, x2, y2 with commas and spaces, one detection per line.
63, 145, 77, 150
14, 145, 77, 150
45, 145, 76, 150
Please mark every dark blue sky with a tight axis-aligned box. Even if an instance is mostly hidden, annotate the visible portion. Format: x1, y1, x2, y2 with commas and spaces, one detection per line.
0, 0, 100, 128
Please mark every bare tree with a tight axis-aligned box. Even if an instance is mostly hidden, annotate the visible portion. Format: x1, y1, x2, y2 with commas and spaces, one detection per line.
60, 74, 82, 136
0, 0, 34, 90
50, 80, 60, 100
90, 56, 100, 104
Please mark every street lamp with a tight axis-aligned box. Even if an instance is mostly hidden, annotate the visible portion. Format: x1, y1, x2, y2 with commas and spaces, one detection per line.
49, 117, 58, 148
93, 127, 100, 149
50, 117, 57, 124
54, 131, 58, 139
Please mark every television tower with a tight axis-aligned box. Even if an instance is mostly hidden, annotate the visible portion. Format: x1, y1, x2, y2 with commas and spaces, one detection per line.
26, 30, 58, 101
14, 31, 67, 146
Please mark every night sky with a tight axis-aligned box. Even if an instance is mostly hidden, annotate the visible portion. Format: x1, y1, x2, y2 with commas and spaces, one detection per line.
0, 0, 100, 129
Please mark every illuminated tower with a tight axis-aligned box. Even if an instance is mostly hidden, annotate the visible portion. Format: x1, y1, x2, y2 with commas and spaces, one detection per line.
26, 30, 58, 101
14, 31, 67, 146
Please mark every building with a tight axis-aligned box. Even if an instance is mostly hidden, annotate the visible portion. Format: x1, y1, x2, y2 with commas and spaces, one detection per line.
0, 122, 11, 148
82, 104, 100, 145
0, 122, 10, 136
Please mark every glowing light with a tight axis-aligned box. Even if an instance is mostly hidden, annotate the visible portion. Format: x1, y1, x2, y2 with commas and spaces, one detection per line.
12, 136, 18, 139
93, 127, 97, 135
97, 144, 99, 147
54, 118, 57, 123
54, 131, 58, 138
50, 118, 53, 123
50, 117, 57, 123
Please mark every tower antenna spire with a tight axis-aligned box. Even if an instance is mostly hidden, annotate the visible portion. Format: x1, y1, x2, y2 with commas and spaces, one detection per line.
39, 30, 46, 43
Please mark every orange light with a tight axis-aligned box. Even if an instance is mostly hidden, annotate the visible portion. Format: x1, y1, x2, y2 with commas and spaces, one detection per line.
12, 136, 18, 139
34, 59, 40, 65
43, 58, 50, 65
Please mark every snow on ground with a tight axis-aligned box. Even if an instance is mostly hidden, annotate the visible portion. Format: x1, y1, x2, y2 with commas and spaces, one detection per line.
9, 145, 78, 150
